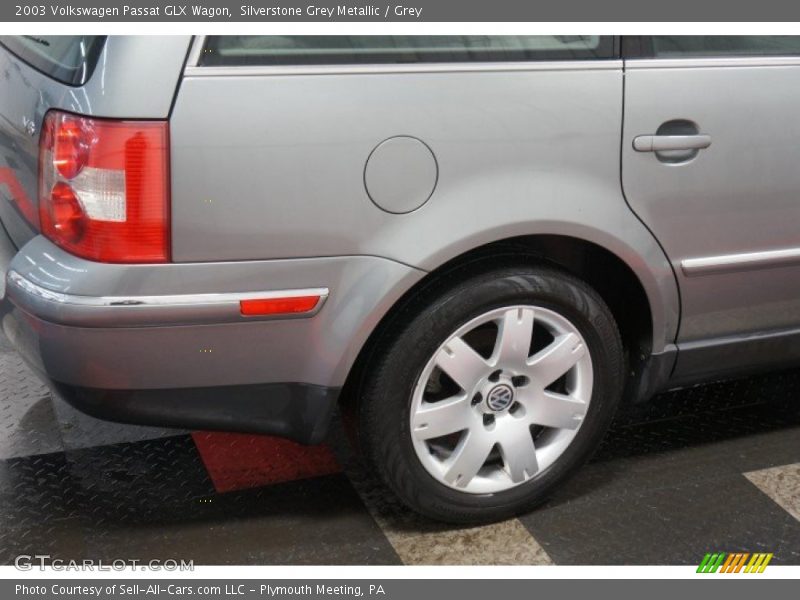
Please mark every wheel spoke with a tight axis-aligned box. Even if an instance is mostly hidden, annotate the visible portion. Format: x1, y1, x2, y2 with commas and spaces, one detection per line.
435, 336, 490, 391
526, 332, 586, 387
411, 395, 472, 440
499, 423, 539, 483
443, 430, 494, 487
493, 307, 535, 369
525, 390, 587, 430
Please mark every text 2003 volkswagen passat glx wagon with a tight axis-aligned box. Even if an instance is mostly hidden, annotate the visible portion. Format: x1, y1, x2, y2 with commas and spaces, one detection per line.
2, 35, 800, 522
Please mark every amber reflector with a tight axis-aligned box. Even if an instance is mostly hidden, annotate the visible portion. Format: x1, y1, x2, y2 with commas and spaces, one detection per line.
239, 295, 321, 317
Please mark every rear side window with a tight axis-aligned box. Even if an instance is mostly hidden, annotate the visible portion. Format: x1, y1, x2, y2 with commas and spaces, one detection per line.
0, 36, 105, 85
650, 36, 800, 58
199, 36, 616, 67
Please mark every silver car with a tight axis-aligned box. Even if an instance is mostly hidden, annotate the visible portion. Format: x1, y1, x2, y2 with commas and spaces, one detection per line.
2, 35, 800, 523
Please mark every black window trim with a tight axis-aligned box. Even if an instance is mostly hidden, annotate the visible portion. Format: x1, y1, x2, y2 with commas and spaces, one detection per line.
620, 36, 652, 59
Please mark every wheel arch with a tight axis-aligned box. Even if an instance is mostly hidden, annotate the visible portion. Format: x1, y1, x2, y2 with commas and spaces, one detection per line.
339, 232, 677, 416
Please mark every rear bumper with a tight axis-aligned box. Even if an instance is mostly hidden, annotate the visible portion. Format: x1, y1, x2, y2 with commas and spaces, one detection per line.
55, 382, 338, 444
0, 232, 424, 443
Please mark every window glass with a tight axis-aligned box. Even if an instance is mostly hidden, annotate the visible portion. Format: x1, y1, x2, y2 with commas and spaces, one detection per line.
0, 36, 106, 85
200, 36, 615, 66
651, 36, 800, 58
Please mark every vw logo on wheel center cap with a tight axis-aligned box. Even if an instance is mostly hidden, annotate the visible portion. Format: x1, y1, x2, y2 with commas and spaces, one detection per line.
486, 383, 514, 412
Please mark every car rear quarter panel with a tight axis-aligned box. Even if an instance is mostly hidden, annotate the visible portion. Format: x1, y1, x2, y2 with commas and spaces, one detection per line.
170, 61, 679, 353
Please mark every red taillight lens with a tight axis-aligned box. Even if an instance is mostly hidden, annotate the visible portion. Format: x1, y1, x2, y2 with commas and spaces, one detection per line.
54, 116, 90, 179
49, 182, 87, 243
39, 110, 169, 263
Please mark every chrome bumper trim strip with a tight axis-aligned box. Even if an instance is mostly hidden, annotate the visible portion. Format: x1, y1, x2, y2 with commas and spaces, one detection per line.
6, 270, 329, 327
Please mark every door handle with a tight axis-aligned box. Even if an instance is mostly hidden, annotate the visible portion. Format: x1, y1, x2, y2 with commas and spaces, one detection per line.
633, 134, 712, 153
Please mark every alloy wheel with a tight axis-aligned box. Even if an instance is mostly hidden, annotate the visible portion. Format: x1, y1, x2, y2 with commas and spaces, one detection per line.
409, 305, 593, 494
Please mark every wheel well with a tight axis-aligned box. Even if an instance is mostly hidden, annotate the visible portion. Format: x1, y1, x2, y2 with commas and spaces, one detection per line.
340, 235, 653, 415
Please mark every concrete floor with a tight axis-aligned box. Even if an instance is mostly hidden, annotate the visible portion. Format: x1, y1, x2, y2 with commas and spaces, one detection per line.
1, 330, 799, 566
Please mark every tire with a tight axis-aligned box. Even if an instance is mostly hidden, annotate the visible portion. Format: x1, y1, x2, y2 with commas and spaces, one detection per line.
358, 263, 624, 523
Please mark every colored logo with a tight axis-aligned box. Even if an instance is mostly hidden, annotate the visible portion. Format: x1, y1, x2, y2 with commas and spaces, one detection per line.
697, 552, 773, 573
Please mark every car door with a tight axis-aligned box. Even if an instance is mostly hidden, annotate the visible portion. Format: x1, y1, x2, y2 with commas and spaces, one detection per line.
622, 36, 800, 381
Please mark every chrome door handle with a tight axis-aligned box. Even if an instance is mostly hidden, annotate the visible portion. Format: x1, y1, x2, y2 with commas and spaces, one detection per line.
633, 134, 712, 153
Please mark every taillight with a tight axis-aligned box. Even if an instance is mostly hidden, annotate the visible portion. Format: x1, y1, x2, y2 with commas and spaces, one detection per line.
39, 110, 169, 263
49, 182, 86, 243
54, 117, 90, 179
